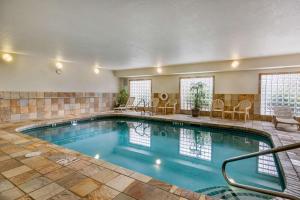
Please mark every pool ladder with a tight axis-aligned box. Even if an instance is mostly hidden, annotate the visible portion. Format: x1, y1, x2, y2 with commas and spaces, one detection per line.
222, 142, 300, 200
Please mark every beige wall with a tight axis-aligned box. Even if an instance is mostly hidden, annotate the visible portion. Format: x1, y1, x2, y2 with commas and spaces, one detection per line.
125, 67, 300, 94
0, 55, 119, 93
115, 53, 300, 94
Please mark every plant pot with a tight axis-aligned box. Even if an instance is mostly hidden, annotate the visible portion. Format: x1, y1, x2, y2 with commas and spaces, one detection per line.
192, 108, 200, 117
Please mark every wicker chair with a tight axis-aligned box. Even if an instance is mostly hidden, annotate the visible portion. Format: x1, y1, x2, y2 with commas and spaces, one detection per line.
273, 106, 300, 130
165, 99, 177, 114
233, 100, 252, 122
210, 99, 225, 118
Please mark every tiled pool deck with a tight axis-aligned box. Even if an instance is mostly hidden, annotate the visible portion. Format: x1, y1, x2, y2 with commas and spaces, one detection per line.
0, 112, 299, 200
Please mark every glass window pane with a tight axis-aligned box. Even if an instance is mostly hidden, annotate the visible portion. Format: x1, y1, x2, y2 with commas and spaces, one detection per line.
180, 77, 213, 110
260, 73, 300, 115
129, 80, 152, 106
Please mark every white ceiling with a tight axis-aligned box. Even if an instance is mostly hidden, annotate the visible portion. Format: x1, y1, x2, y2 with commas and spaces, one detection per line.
1, 0, 300, 69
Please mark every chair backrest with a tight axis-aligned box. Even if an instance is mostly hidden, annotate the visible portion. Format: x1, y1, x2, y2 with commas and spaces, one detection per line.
152, 98, 160, 107
237, 100, 251, 111
212, 99, 224, 110
273, 106, 293, 118
126, 97, 135, 106
166, 99, 177, 106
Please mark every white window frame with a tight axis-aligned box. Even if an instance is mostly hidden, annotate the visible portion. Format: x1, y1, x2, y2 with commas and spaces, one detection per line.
260, 73, 300, 116
180, 77, 214, 111
129, 79, 152, 106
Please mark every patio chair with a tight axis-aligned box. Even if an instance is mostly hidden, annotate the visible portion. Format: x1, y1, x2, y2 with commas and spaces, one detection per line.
273, 106, 300, 130
233, 100, 252, 122
165, 99, 177, 114
114, 97, 135, 112
149, 98, 160, 114
210, 99, 225, 118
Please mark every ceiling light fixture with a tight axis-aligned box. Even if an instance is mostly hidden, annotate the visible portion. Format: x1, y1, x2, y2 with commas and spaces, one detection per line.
156, 64, 162, 74
231, 60, 239, 68
55, 62, 63, 69
94, 68, 100, 74
2, 53, 13, 62
157, 67, 162, 74
94, 65, 101, 74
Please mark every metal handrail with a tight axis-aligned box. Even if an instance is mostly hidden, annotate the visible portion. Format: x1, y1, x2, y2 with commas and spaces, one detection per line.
222, 142, 300, 200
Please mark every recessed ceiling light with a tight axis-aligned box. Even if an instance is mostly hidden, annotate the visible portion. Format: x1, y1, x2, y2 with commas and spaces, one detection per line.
231, 60, 239, 68
157, 67, 162, 74
55, 62, 63, 69
2, 53, 13, 62
94, 68, 100, 74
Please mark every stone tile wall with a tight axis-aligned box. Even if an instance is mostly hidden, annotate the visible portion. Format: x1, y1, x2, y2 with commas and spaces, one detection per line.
0, 91, 116, 122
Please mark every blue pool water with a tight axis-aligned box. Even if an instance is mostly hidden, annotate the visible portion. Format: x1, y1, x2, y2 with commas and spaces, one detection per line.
23, 117, 284, 196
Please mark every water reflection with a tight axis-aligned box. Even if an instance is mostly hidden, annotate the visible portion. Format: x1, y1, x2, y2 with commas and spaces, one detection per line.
128, 122, 151, 147
179, 128, 212, 161
258, 142, 278, 177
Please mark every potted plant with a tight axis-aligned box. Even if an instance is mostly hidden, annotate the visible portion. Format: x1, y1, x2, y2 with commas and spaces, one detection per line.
116, 88, 129, 107
190, 82, 207, 117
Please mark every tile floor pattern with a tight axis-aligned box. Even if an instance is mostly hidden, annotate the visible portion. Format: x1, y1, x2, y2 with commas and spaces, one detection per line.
0, 112, 299, 200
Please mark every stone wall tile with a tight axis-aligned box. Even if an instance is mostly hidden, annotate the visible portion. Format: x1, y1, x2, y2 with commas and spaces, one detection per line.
36, 92, 44, 98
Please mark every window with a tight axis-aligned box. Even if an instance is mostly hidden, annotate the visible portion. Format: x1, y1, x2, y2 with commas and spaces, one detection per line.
258, 142, 278, 177
260, 73, 300, 115
179, 128, 212, 161
129, 80, 151, 106
180, 77, 213, 110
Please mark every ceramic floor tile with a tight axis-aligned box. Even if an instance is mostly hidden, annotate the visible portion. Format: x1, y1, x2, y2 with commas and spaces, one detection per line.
123, 181, 155, 200
19, 177, 52, 193
29, 183, 65, 200
92, 168, 119, 184
9, 170, 41, 186
112, 193, 135, 200
114, 167, 134, 177
130, 172, 151, 183
17, 194, 34, 200
0, 179, 14, 192
148, 179, 172, 192
56, 172, 87, 189
106, 175, 134, 192
21, 157, 52, 169
86, 185, 119, 200
67, 160, 91, 171
101, 162, 118, 171
49, 190, 80, 200
36, 162, 61, 174
2, 165, 32, 178
0, 159, 23, 173
45, 167, 75, 181
79, 164, 105, 178
69, 178, 100, 197
0, 155, 11, 162
0, 187, 25, 200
